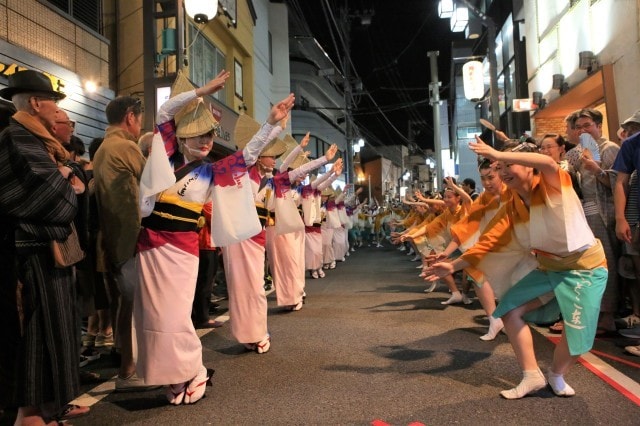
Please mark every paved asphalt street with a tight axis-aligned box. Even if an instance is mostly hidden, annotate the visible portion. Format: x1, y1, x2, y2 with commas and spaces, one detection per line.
5, 243, 640, 425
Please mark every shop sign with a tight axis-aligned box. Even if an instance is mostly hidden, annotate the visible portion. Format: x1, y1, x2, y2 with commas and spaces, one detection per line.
0, 61, 67, 96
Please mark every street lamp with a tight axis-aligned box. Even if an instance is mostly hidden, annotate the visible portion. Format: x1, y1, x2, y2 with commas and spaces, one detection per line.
184, 0, 218, 23
437, 0, 501, 134
450, 4, 469, 32
438, 0, 455, 18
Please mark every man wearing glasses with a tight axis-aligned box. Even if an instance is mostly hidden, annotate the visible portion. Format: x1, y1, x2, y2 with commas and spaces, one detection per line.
571, 108, 621, 335
0, 69, 85, 424
52, 109, 75, 145
51, 109, 85, 191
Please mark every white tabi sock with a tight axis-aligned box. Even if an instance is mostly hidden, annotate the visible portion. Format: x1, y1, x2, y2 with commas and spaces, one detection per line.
547, 369, 576, 397
500, 369, 547, 399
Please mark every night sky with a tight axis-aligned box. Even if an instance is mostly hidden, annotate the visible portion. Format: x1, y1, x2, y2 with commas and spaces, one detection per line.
291, 0, 465, 152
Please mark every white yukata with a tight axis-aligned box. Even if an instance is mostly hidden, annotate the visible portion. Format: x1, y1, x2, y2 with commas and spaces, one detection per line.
265, 146, 331, 306
304, 172, 337, 272
134, 90, 281, 384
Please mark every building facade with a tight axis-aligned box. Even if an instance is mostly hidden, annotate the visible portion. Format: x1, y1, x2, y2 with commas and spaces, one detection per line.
525, 0, 639, 140
0, 0, 113, 147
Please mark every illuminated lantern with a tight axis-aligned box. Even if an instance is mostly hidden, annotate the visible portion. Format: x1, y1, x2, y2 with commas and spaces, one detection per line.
462, 60, 484, 101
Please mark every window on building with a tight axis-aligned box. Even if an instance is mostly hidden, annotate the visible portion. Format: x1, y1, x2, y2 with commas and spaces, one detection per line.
188, 23, 226, 103
43, 0, 103, 35
300, 96, 310, 110
220, 0, 237, 24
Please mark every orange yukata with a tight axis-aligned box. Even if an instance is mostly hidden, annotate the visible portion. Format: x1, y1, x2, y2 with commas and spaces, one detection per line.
461, 169, 607, 355
409, 204, 467, 255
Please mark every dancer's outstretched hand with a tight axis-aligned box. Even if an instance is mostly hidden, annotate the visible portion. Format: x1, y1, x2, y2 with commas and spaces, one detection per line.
268, 93, 295, 125
196, 70, 231, 97
422, 261, 455, 282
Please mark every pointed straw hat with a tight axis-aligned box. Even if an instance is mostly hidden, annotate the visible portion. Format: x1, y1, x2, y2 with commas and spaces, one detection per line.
171, 70, 219, 138
280, 134, 298, 158
321, 186, 335, 197
290, 151, 310, 169
176, 100, 220, 138
233, 113, 287, 156
282, 134, 298, 150
260, 137, 287, 157
172, 69, 195, 97
234, 113, 261, 149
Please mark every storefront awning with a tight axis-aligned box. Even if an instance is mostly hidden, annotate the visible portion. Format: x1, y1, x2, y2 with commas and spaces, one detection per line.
534, 69, 604, 119
533, 64, 618, 139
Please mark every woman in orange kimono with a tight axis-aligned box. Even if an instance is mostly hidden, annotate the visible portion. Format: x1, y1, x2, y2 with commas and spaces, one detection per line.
400, 179, 471, 304
434, 159, 519, 340
425, 137, 607, 400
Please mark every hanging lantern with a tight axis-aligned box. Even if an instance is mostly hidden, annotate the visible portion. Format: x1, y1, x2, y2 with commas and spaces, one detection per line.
462, 60, 485, 101
184, 0, 219, 24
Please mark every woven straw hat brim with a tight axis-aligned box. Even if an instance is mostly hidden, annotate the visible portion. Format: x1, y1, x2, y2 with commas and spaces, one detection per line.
169, 70, 219, 137
280, 134, 299, 160
234, 114, 261, 150
172, 70, 196, 97
321, 186, 335, 196
176, 101, 219, 138
290, 154, 310, 170
282, 134, 298, 151
260, 137, 287, 157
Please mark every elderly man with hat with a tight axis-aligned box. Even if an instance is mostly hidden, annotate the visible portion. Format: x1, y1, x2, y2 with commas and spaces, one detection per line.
0, 69, 86, 424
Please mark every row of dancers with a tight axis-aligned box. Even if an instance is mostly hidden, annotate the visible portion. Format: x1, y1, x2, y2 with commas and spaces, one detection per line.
386, 138, 607, 399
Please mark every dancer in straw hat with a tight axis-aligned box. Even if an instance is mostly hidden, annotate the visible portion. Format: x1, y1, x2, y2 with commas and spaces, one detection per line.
332, 186, 351, 262
223, 109, 292, 354
303, 160, 344, 278
321, 185, 340, 270
134, 69, 294, 404
267, 132, 338, 310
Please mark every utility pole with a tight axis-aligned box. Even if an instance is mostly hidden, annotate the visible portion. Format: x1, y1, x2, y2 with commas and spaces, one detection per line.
427, 51, 442, 189
342, 2, 354, 184
486, 22, 501, 132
